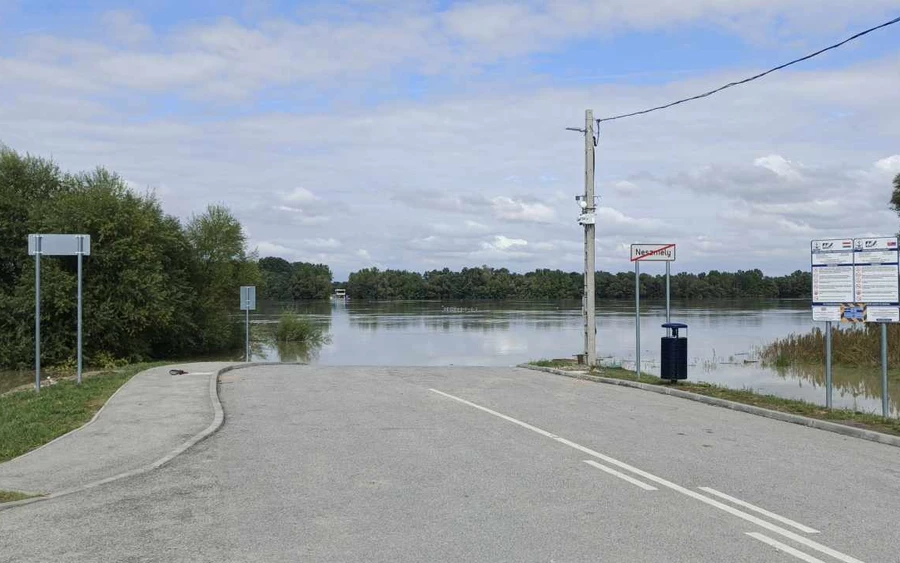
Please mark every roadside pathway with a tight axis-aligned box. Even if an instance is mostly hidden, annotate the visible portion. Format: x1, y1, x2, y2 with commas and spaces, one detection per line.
0, 362, 234, 496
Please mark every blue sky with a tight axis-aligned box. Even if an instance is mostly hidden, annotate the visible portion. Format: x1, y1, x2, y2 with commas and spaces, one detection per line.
1, 1, 899, 278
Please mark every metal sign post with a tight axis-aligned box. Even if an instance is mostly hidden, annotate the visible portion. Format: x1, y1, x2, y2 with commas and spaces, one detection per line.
665, 261, 671, 325
240, 286, 257, 362
28, 234, 91, 392
77, 235, 84, 384
630, 243, 677, 380
34, 237, 41, 392
882, 323, 889, 417
825, 321, 833, 409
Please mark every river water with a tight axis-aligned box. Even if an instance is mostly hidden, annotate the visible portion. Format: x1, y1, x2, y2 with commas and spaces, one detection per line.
3, 299, 895, 416
254, 299, 898, 416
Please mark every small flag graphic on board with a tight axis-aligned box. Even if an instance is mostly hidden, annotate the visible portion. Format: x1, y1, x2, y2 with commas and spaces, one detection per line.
843, 241, 852, 248
889, 241, 897, 248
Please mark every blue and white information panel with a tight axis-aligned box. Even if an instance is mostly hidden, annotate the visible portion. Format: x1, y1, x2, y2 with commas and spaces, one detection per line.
811, 237, 899, 322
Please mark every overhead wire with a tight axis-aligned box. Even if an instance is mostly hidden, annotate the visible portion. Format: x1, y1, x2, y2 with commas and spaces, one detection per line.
596, 15, 900, 123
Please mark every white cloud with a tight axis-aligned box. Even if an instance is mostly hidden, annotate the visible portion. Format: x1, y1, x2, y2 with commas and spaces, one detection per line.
490, 196, 555, 223
876, 155, 900, 175
257, 241, 297, 257
595, 207, 665, 233
301, 237, 341, 249
484, 235, 528, 251
282, 187, 320, 203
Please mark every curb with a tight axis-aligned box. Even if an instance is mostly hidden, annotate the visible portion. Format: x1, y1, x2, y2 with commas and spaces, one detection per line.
518, 364, 900, 449
0, 362, 269, 512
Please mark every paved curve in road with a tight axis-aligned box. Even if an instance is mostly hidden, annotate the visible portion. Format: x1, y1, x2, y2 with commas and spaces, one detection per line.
1, 365, 897, 562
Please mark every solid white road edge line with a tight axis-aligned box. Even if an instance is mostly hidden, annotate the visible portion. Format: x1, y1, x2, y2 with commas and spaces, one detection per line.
583, 460, 657, 491
429, 388, 865, 563
699, 486, 820, 534
747, 532, 828, 563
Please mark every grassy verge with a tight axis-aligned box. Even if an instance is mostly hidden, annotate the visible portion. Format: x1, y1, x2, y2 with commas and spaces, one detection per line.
527, 361, 900, 437
0, 490, 40, 503
0, 362, 164, 464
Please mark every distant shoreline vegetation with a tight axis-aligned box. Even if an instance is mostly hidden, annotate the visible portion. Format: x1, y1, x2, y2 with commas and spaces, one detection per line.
258, 261, 811, 302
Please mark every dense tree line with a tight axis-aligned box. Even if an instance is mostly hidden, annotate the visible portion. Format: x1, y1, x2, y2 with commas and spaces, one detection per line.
337, 266, 811, 301
0, 146, 260, 369
258, 258, 332, 300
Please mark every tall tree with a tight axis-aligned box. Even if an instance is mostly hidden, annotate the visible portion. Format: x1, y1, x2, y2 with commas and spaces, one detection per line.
185, 204, 261, 351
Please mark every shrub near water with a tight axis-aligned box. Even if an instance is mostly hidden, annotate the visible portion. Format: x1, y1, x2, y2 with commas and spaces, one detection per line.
762, 324, 900, 367
275, 313, 329, 346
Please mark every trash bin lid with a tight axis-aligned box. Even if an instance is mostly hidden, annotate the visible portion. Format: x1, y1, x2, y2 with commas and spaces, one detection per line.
662, 322, 688, 329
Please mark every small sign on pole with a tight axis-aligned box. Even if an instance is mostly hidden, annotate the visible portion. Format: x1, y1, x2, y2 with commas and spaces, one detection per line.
28, 234, 91, 391
630, 243, 677, 379
240, 286, 256, 362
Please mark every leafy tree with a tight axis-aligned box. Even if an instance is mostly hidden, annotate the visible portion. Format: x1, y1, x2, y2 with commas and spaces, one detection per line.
0, 146, 264, 368
892, 172, 900, 224
185, 204, 261, 352
291, 262, 332, 300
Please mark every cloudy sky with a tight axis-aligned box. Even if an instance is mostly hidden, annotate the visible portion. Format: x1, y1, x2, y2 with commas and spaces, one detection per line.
1, 1, 899, 279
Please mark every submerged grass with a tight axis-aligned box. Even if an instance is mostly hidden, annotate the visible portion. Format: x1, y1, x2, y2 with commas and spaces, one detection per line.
527, 362, 900, 437
762, 324, 900, 367
0, 362, 163, 463
275, 312, 331, 346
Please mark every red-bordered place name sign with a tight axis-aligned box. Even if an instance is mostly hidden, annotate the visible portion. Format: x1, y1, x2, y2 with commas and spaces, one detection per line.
630, 243, 676, 262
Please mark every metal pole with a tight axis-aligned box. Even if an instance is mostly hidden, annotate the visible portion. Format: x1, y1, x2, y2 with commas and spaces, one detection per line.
77, 236, 83, 385
584, 109, 597, 367
825, 321, 833, 409
635, 260, 641, 379
665, 261, 671, 325
882, 322, 889, 417
245, 307, 250, 362
35, 239, 41, 392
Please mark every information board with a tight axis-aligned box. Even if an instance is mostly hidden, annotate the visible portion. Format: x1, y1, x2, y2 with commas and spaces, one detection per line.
811, 239, 854, 304
811, 237, 899, 322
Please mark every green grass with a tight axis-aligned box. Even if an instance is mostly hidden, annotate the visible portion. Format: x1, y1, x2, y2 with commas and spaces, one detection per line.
0, 490, 39, 503
0, 362, 164, 463
527, 361, 900, 437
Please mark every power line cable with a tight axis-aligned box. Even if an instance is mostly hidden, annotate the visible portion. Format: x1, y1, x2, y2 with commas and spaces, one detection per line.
596, 15, 900, 123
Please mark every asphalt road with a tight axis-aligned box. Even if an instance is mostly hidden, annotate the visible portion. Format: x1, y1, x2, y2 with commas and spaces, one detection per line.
1, 365, 898, 562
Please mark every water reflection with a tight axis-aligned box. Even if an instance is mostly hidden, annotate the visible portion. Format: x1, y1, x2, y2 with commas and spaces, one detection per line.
253, 299, 894, 416
6, 299, 894, 416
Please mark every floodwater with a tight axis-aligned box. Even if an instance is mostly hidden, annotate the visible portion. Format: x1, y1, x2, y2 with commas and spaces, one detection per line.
4, 299, 896, 416
253, 299, 899, 416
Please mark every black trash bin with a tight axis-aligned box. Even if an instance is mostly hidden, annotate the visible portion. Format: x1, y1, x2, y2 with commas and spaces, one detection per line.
661, 322, 688, 381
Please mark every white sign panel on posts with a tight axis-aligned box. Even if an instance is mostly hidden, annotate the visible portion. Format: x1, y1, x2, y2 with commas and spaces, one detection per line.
853, 237, 899, 305
630, 243, 676, 262
811, 239, 854, 304
240, 286, 257, 311
28, 234, 91, 256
